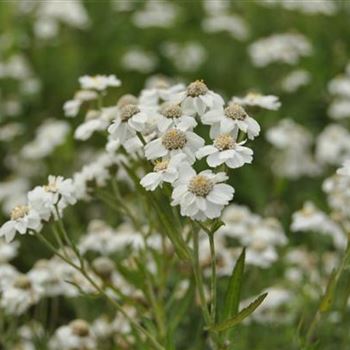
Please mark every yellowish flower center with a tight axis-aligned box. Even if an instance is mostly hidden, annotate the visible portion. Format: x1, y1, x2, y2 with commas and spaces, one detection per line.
154, 160, 169, 172
187, 80, 208, 97
188, 175, 214, 197
117, 94, 138, 109
70, 319, 90, 337
120, 104, 140, 122
14, 275, 32, 289
161, 103, 182, 119
214, 134, 235, 151
44, 182, 58, 193
162, 129, 187, 150
224, 103, 247, 121
10, 205, 29, 220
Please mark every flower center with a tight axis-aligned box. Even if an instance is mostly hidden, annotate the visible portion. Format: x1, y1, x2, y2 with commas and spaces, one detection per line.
44, 181, 58, 193
70, 319, 90, 337
187, 80, 208, 97
188, 175, 214, 197
10, 205, 29, 220
117, 94, 138, 109
162, 129, 187, 150
224, 103, 247, 121
161, 103, 182, 119
154, 160, 169, 172
14, 275, 32, 289
92, 257, 115, 279
120, 104, 140, 122
214, 134, 235, 151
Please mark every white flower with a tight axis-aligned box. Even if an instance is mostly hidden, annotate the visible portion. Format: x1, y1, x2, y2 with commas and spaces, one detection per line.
156, 103, 197, 132
291, 201, 346, 249
337, 160, 350, 176
202, 103, 260, 140
174, 80, 224, 116
248, 33, 312, 67
44, 175, 77, 208
74, 110, 110, 141
0, 205, 42, 242
0, 239, 19, 263
108, 104, 149, 142
171, 165, 234, 221
145, 126, 205, 164
139, 79, 185, 106
63, 99, 81, 117
0, 274, 42, 315
28, 186, 55, 221
79, 74, 121, 91
49, 319, 97, 350
140, 153, 187, 191
196, 134, 253, 168
281, 69, 311, 93
231, 92, 281, 110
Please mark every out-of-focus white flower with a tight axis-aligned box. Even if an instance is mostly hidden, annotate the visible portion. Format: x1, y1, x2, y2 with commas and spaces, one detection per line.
281, 69, 311, 93
0, 122, 24, 142
291, 201, 346, 249
141, 153, 187, 191
202, 14, 249, 41
0, 238, 19, 263
328, 75, 350, 97
0, 204, 42, 242
328, 99, 350, 119
231, 92, 281, 110
171, 165, 234, 221
323, 173, 350, 225
79, 75, 121, 91
145, 126, 205, 164
38, 0, 90, 29
337, 159, 350, 176
49, 319, 97, 350
248, 33, 312, 67
267, 119, 321, 179
260, 0, 337, 16
21, 119, 70, 160
121, 48, 158, 73
202, 103, 260, 140
196, 134, 253, 168
139, 77, 185, 106
132, 0, 178, 28
315, 124, 350, 166
162, 42, 207, 72
0, 274, 42, 315
63, 99, 82, 118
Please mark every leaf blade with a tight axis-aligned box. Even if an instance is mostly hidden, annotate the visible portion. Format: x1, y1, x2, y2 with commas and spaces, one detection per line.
210, 292, 268, 332
222, 247, 246, 321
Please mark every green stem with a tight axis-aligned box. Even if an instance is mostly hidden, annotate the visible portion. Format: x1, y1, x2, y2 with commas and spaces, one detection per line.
192, 229, 211, 325
208, 232, 217, 324
32, 230, 165, 350
305, 241, 350, 345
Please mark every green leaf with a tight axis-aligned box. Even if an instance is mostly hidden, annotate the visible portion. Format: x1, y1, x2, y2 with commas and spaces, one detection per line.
209, 293, 268, 332
222, 248, 245, 321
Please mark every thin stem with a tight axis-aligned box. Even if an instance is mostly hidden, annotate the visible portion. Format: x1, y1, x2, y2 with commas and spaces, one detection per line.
305, 241, 350, 345
208, 232, 217, 324
32, 230, 164, 350
192, 229, 211, 325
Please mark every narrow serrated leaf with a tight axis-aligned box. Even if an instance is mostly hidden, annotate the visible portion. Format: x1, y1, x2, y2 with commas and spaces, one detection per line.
210, 293, 268, 332
222, 248, 245, 321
